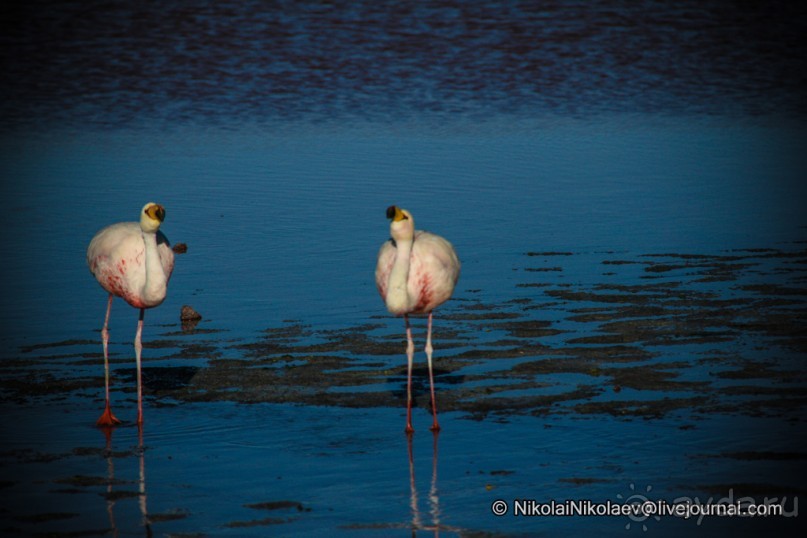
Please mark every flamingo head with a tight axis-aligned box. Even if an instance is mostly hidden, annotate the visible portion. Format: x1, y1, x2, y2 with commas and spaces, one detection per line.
386, 205, 414, 242
140, 202, 166, 233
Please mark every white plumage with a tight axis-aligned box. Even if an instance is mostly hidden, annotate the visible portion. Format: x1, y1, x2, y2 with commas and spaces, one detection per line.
375, 205, 460, 433
87, 202, 174, 427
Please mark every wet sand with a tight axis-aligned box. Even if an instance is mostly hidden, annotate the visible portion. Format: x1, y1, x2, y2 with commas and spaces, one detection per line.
5, 247, 804, 418
1, 246, 805, 536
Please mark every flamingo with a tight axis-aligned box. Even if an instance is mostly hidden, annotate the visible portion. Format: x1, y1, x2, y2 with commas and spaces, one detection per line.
87, 202, 175, 427
375, 206, 460, 434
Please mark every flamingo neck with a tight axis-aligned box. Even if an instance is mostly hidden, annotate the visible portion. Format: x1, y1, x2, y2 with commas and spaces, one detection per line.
386, 237, 414, 314
141, 230, 167, 306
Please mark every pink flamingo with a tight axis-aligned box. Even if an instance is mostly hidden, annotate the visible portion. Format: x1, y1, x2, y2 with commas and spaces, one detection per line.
375, 206, 460, 433
87, 203, 175, 426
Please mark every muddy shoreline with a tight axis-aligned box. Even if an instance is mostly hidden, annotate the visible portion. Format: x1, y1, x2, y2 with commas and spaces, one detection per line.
3, 247, 805, 424
2, 246, 806, 537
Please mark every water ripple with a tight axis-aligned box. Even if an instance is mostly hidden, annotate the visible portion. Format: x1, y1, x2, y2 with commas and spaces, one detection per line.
2, 0, 806, 130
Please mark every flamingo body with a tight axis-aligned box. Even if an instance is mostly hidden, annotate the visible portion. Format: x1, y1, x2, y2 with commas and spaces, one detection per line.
375, 206, 460, 434
376, 231, 459, 316
87, 202, 174, 427
88, 222, 174, 309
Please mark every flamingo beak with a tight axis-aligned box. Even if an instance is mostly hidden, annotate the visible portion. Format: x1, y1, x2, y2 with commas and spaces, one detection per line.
146, 204, 166, 222
386, 206, 407, 221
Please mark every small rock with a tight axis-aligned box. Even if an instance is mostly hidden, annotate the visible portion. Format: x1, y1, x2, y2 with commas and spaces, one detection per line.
180, 305, 202, 321
172, 243, 188, 254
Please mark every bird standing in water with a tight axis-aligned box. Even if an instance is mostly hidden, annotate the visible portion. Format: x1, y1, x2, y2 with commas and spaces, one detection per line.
87, 203, 175, 427
376, 206, 460, 434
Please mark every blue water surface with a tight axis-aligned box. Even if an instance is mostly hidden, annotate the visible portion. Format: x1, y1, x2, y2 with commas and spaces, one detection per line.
1, 1, 806, 536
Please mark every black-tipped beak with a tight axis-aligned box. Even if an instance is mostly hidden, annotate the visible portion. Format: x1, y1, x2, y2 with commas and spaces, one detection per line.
386, 206, 408, 221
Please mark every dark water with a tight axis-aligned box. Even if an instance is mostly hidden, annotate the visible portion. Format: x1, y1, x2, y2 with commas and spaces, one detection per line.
1, 1, 806, 537
2, 0, 807, 128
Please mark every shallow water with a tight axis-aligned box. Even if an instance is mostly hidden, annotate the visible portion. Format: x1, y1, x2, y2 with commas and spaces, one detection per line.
2, 1, 807, 536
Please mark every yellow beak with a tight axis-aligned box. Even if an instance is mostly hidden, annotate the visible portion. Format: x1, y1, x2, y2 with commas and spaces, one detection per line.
386, 205, 407, 221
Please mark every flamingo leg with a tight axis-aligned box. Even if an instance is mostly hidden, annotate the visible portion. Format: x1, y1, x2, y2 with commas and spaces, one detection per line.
425, 312, 440, 432
97, 294, 121, 426
135, 309, 145, 426
405, 314, 415, 435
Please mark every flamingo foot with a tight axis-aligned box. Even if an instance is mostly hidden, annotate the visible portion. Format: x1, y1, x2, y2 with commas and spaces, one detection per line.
96, 404, 122, 427
405, 400, 414, 435
429, 421, 441, 432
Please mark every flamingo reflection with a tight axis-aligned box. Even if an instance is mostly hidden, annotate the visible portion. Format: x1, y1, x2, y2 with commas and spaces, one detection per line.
99, 426, 150, 536
407, 431, 461, 536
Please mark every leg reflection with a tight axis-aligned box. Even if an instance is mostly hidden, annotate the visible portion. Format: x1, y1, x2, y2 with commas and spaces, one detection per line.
429, 431, 440, 533
407, 431, 444, 536
408, 433, 422, 533
137, 426, 151, 535
100, 426, 118, 537
98, 426, 150, 536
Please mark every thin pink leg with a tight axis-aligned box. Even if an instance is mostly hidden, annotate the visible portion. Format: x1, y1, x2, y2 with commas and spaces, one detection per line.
135, 309, 144, 426
97, 295, 121, 426
405, 314, 415, 435
425, 312, 440, 432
